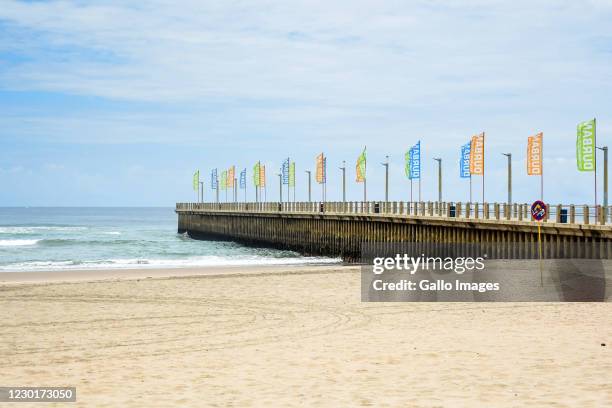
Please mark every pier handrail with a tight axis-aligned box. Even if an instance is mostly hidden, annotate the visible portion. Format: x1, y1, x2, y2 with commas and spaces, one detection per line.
176, 201, 611, 226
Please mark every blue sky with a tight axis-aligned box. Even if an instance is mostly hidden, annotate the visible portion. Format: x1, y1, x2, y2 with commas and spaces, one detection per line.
1, 0, 611, 206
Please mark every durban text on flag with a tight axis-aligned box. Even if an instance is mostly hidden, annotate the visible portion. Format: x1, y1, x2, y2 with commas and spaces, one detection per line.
227, 166, 235, 188
469, 133, 484, 175
527, 133, 543, 175
460, 142, 471, 178
577, 119, 596, 172
240, 168, 246, 189
409, 142, 421, 179
253, 162, 260, 186
316, 153, 326, 184
193, 170, 200, 191
289, 162, 295, 187
282, 158, 290, 185
211, 169, 218, 189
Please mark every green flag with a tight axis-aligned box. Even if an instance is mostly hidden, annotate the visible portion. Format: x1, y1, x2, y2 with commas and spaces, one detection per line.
220, 170, 227, 190
577, 119, 596, 172
356, 147, 366, 182
253, 162, 261, 187
289, 161, 295, 187
404, 151, 411, 179
193, 170, 199, 191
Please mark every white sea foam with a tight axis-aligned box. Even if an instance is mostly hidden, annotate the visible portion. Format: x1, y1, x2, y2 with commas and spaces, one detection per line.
102, 231, 122, 235
0, 255, 342, 271
0, 239, 41, 247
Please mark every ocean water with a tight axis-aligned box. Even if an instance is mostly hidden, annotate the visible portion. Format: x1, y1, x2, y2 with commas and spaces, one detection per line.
0, 207, 339, 272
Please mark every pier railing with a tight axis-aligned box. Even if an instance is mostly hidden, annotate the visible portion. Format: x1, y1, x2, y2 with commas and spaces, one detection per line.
176, 201, 612, 226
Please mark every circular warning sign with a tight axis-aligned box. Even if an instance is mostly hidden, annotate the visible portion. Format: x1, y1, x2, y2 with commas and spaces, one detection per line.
531, 200, 547, 221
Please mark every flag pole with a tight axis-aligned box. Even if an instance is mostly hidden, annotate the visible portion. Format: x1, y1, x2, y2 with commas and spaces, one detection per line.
287, 158, 290, 203
410, 179, 413, 203
595, 118, 598, 209
482, 132, 486, 205
419, 178, 421, 202
364, 151, 367, 202
469, 175, 472, 203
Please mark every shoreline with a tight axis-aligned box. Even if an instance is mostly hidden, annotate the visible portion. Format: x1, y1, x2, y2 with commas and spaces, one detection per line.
0, 264, 357, 284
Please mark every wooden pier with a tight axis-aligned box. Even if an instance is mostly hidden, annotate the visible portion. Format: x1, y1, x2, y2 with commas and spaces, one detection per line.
176, 201, 612, 261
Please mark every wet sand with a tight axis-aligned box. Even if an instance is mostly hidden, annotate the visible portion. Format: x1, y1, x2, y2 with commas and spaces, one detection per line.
1, 265, 610, 407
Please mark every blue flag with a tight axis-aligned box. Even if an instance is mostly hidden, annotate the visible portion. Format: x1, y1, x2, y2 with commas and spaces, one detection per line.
409, 141, 421, 180
460, 142, 471, 178
239, 168, 246, 189
211, 169, 218, 189
282, 158, 290, 185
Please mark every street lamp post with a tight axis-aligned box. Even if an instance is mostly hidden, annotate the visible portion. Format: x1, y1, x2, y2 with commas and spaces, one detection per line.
381, 156, 389, 201
277, 173, 283, 203
502, 153, 512, 205
433, 158, 442, 203
305, 170, 312, 202
340, 161, 346, 202
597, 146, 608, 208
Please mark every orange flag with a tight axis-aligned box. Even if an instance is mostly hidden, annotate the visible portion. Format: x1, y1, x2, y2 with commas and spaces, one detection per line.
227, 166, 235, 187
527, 132, 543, 175
259, 165, 266, 187
469, 132, 485, 175
316, 153, 326, 184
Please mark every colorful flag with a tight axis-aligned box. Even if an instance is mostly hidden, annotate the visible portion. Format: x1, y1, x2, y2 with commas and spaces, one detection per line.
316, 153, 326, 184
409, 141, 421, 179
253, 162, 261, 187
289, 162, 295, 187
356, 147, 366, 183
193, 170, 200, 191
577, 119, 596, 172
469, 133, 484, 175
240, 168, 246, 189
260, 165, 266, 187
220, 170, 227, 190
404, 150, 411, 179
460, 142, 471, 178
282, 158, 290, 185
227, 166, 235, 188
211, 169, 218, 190
527, 132, 543, 175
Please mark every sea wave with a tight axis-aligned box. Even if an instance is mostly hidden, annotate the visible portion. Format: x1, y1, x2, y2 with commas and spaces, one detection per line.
0, 256, 342, 271
0, 226, 88, 234
0, 239, 41, 247
36, 238, 136, 247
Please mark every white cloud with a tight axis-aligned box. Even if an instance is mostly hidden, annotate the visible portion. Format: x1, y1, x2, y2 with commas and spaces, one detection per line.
0, 1, 611, 205
1, 0, 610, 106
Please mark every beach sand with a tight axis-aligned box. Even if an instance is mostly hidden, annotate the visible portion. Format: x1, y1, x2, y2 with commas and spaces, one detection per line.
1, 265, 610, 407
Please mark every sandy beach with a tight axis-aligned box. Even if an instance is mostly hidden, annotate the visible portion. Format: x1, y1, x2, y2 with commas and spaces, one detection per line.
1, 265, 610, 407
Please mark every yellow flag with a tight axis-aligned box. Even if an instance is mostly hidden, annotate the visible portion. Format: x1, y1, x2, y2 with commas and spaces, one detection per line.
227, 166, 235, 187
316, 153, 326, 184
